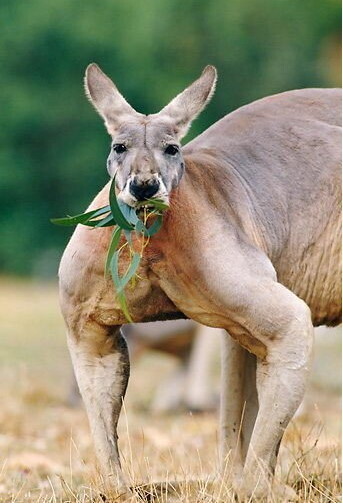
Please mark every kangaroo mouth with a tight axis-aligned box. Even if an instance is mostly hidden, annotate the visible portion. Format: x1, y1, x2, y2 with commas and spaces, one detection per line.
118, 189, 169, 209
118, 175, 170, 208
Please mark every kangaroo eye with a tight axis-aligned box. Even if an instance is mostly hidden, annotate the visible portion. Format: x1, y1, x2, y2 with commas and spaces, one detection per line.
113, 144, 127, 154
164, 144, 179, 156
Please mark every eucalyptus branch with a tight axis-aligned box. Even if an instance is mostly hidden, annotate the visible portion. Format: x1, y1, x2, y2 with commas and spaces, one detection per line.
51, 175, 168, 321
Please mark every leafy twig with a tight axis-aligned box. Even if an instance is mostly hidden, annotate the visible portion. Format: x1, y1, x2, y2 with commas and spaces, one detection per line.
51, 175, 168, 321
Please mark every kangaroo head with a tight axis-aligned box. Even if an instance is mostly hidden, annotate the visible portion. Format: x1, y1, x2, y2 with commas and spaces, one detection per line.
85, 63, 217, 206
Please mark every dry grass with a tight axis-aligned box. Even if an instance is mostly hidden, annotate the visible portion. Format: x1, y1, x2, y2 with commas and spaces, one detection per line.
0, 278, 341, 503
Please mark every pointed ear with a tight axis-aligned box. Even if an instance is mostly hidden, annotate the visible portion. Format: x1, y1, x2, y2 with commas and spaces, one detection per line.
84, 63, 140, 134
157, 65, 217, 139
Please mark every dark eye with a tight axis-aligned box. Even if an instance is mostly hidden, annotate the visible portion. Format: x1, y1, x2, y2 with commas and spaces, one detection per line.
164, 144, 179, 156
113, 144, 127, 154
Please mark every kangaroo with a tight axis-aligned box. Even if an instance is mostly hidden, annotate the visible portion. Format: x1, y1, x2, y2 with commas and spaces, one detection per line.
59, 63, 341, 500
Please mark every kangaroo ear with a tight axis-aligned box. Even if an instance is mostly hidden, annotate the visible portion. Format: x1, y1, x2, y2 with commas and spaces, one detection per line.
157, 66, 217, 139
84, 63, 140, 134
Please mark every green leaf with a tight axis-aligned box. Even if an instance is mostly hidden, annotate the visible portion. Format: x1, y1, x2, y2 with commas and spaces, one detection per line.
135, 220, 148, 235
117, 252, 141, 293
110, 250, 121, 289
123, 229, 133, 244
109, 176, 134, 230
109, 249, 137, 323
79, 216, 116, 228
117, 291, 133, 323
136, 198, 169, 211
135, 215, 163, 237
51, 205, 111, 226
110, 250, 140, 294
94, 214, 116, 228
119, 201, 139, 225
105, 227, 122, 275
145, 214, 163, 236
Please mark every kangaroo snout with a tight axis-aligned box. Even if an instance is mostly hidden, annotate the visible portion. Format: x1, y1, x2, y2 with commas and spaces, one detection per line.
129, 177, 160, 201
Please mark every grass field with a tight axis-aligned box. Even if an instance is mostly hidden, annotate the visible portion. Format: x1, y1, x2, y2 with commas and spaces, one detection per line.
0, 278, 341, 502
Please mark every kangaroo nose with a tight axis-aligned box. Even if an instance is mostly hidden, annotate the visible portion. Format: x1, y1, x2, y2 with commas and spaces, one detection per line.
129, 178, 159, 201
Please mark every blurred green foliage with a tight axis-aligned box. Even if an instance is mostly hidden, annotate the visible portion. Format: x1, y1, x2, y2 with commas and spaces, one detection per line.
0, 0, 341, 276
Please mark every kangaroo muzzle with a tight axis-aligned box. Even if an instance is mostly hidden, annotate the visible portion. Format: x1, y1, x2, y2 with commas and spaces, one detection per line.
129, 177, 160, 201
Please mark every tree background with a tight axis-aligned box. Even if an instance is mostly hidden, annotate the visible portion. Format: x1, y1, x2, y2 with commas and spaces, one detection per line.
0, 0, 341, 276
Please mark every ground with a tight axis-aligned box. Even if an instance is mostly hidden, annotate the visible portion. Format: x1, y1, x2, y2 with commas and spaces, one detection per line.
0, 278, 341, 503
